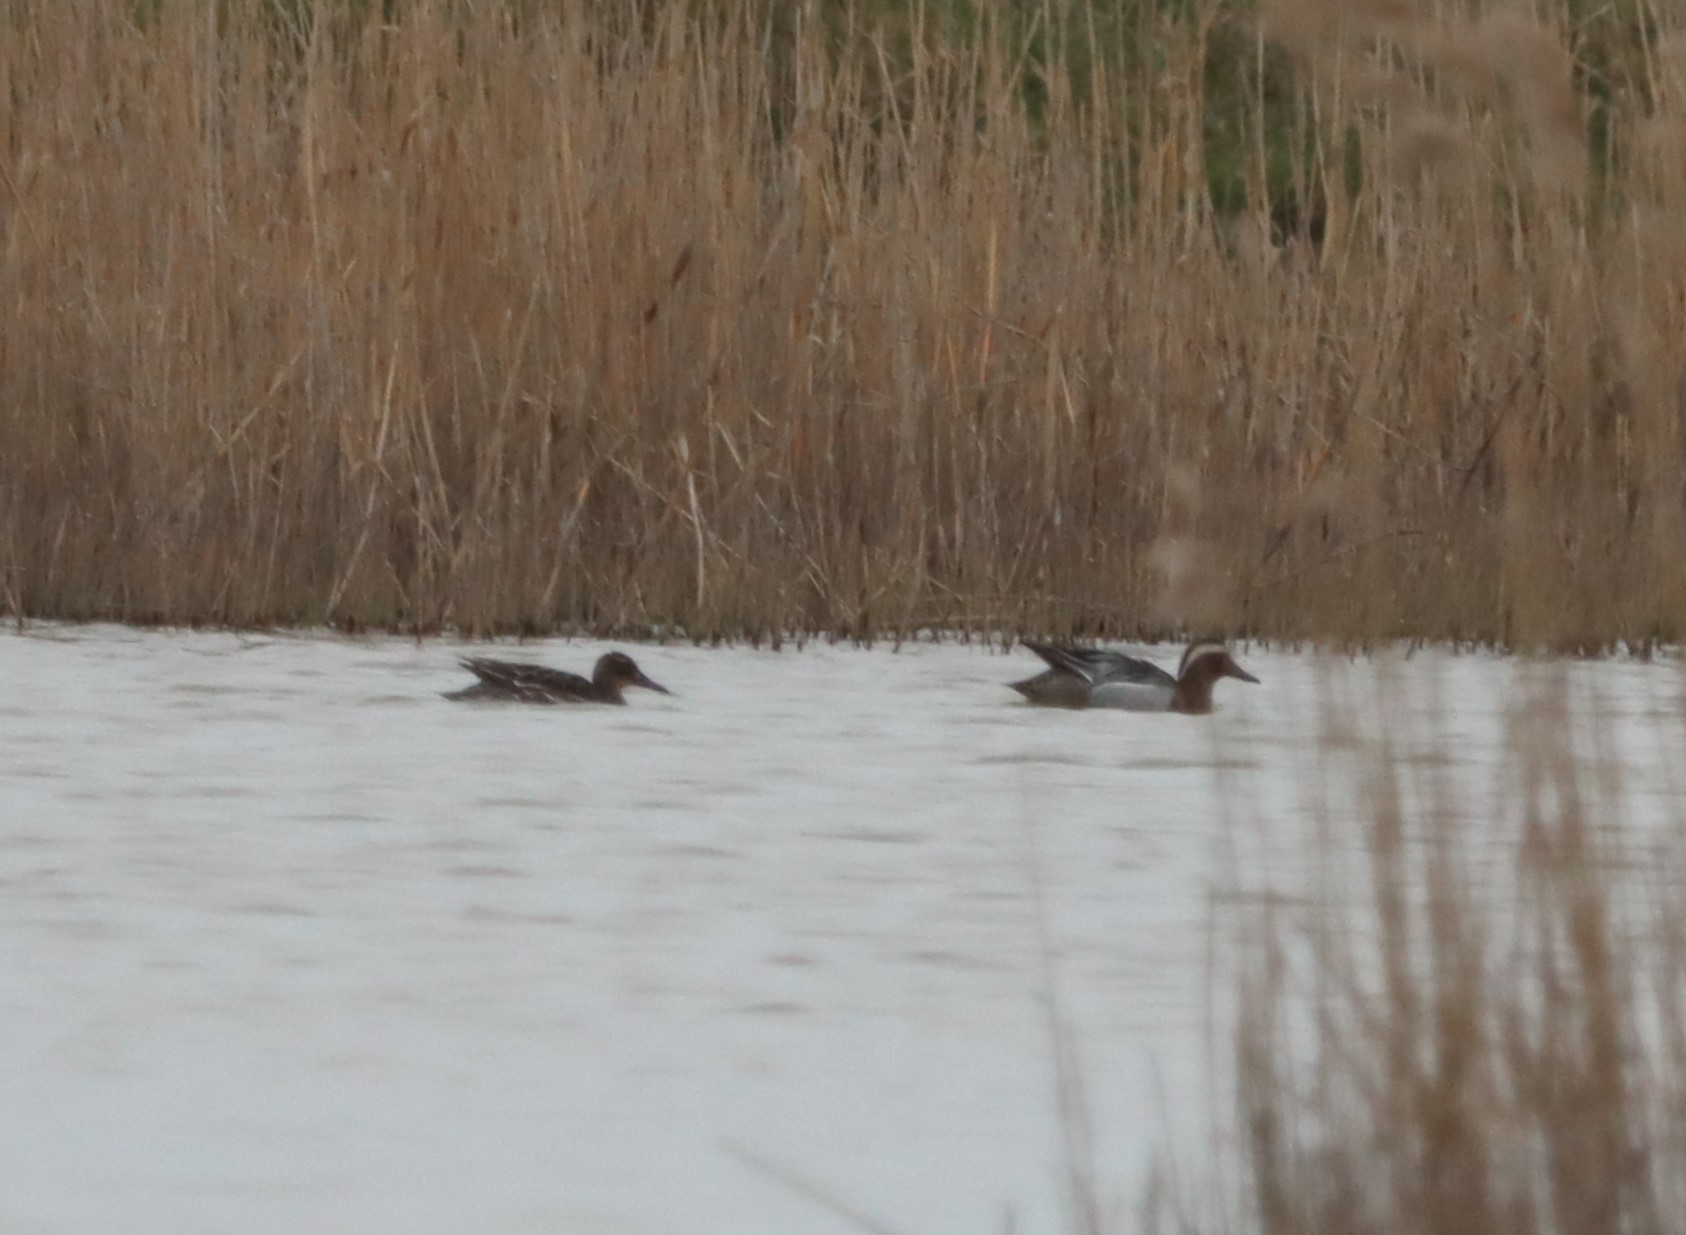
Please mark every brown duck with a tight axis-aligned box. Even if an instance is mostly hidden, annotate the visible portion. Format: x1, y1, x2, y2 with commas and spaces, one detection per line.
446, 652, 672, 705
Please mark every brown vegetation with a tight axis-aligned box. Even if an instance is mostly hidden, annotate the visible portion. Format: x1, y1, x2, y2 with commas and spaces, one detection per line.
1193, 664, 1686, 1235
1, 1, 1682, 644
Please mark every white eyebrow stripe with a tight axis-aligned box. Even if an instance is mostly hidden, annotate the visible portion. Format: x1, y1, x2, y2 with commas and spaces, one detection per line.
1178, 641, 1229, 676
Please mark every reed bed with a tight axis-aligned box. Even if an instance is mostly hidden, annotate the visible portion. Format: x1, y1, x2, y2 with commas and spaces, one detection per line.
1178, 663, 1686, 1235
1, 0, 1683, 644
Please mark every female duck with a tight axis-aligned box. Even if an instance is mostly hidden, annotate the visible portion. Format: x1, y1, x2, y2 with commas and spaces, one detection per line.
446, 651, 671, 705
1009, 640, 1258, 714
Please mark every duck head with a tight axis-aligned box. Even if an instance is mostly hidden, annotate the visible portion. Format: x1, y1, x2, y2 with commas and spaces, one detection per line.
1173, 642, 1259, 714
594, 652, 672, 696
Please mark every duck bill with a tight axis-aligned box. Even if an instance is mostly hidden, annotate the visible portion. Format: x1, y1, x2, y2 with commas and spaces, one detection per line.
634, 671, 672, 695
1229, 663, 1260, 684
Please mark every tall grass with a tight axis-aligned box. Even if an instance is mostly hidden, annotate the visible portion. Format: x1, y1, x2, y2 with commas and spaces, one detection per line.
1, 0, 1683, 644
1204, 663, 1686, 1235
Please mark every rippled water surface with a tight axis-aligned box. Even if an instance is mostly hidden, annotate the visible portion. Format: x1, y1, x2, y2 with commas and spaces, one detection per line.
1, 628, 1679, 1234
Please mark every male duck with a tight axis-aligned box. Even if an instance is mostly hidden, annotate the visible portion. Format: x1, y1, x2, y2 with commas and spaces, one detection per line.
446, 651, 672, 705
1009, 640, 1258, 714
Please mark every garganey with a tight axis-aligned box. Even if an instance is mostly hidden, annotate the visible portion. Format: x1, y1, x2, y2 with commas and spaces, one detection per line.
446, 652, 672, 705
1009, 640, 1258, 713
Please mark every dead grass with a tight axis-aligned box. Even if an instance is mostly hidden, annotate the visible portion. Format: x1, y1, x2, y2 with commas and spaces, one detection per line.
1199, 662, 1686, 1235
1, 1, 1683, 645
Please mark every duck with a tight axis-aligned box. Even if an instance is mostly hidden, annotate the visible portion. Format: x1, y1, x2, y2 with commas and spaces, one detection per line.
1009, 640, 1258, 713
445, 651, 672, 705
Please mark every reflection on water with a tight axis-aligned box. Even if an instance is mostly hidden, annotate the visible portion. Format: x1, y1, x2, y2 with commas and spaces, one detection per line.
0, 626, 1677, 1235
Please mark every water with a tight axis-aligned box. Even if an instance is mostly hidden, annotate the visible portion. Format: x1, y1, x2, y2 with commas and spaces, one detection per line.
1, 627, 1679, 1234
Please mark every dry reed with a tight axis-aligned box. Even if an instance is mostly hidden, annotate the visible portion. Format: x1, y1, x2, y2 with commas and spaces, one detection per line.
1, 0, 1683, 645
1197, 663, 1686, 1235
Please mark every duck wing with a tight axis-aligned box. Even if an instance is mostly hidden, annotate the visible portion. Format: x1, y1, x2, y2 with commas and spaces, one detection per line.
1020, 641, 1176, 688
457, 657, 596, 703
